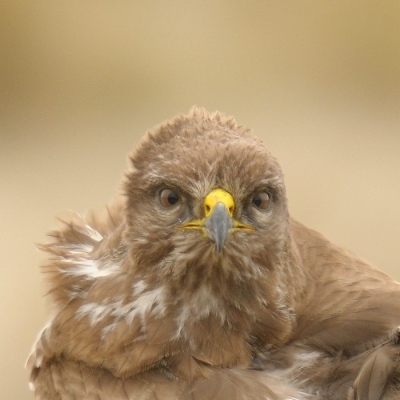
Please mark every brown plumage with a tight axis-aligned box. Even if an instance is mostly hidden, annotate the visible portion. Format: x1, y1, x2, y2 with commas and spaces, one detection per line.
27, 107, 400, 399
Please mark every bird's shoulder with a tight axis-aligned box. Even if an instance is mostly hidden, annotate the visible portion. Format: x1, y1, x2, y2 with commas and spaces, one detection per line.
288, 218, 400, 351
289, 217, 396, 285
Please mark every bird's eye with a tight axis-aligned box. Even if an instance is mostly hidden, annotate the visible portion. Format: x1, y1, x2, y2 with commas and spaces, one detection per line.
159, 188, 180, 207
252, 192, 270, 210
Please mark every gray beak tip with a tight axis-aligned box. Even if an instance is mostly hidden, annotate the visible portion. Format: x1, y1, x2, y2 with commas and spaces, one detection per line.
204, 202, 233, 252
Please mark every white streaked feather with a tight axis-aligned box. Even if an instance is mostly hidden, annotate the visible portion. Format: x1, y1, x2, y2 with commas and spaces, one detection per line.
64, 259, 121, 279
79, 224, 104, 242
76, 285, 167, 331
175, 284, 226, 338
61, 242, 94, 254
124, 285, 167, 324
76, 302, 114, 326
26, 319, 53, 370
132, 279, 147, 296
100, 322, 117, 338
268, 348, 324, 393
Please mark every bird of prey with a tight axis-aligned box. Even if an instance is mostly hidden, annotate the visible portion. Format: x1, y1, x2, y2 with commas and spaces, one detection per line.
28, 107, 400, 400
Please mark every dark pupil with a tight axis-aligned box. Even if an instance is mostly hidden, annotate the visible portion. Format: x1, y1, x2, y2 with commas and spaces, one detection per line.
167, 190, 179, 205
252, 192, 269, 209
253, 194, 263, 208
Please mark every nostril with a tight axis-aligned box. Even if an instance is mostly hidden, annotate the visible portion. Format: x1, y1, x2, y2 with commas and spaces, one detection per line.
205, 204, 211, 214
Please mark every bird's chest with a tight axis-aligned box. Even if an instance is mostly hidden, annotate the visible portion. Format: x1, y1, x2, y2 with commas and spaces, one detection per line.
169, 305, 293, 378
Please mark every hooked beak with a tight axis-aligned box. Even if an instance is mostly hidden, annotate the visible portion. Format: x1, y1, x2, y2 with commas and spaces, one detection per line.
177, 188, 254, 252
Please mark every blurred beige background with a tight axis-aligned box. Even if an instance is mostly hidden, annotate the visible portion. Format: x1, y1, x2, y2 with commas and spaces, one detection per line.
1, 1, 400, 398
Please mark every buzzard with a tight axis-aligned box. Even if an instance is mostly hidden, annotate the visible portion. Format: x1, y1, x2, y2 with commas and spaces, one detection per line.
28, 108, 400, 399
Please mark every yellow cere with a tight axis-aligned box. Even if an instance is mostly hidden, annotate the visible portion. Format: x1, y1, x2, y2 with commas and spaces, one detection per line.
204, 188, 234, 217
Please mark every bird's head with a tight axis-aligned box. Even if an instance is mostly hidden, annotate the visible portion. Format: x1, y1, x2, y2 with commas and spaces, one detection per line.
124, 107, 289, 282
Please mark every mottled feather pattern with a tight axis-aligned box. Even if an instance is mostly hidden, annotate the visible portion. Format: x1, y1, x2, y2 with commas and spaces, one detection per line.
28, 107, 400, 399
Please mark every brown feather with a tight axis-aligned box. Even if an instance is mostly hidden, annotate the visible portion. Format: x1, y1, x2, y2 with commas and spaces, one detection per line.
28, 107, 400, 399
